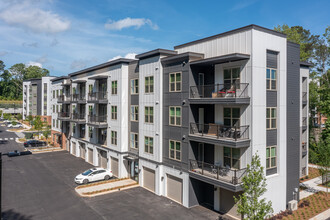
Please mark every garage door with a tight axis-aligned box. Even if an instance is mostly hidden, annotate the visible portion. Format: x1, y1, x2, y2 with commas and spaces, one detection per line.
167, 175, 183, 204
88, 148, 93, 164
143, 167, 155, 192
99, 150, 107, 169
111, 157, 118, 177
80, 145, 86, 159
72, 142, 76, 156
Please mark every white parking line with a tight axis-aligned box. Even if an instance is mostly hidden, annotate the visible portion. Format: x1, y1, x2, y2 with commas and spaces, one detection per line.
10, 138, 14, 140
4, 138, 8, 140
0, 138, 2, 140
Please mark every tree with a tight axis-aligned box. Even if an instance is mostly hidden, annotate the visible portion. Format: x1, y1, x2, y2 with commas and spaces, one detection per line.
27, 115, 33, 126
234, 153, 273, 220
43, 125, 51, 143
33, 116, 44, 139
316, 136, 330, 194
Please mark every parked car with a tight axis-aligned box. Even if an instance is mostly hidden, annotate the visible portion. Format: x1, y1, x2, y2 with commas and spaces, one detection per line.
8, 123, 22, 128
7, 150, 32, 157
24, 140, 47, 147
75, 167, 113, 184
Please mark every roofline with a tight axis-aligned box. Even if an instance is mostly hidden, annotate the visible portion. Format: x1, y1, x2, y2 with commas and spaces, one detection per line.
68, 58, 135, 77
50, 76, 69, 82
23, 78, 42, 82
300, 61, 313, 67
161, 52, 204, 63
174, 24, 286, 49
135, 48, 177, 59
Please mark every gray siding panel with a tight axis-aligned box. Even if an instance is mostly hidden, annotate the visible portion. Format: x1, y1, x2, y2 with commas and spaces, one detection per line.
266, 91, 277, 107
131, 95, 139, 105
266, 130, 277, 146
286, 42, 301, 203
131, 121, 139, 133
267, 50, 278, 69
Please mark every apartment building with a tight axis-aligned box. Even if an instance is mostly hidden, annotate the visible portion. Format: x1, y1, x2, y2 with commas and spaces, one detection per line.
23, 76, 54, 124
49, 25, 309, 219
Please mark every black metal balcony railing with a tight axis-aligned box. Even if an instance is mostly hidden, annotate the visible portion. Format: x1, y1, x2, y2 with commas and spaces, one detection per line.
302, 117, 307, 127
302, 92, 307, 102
88, 92, 107, 101
98, 138, 107, 145
190, 123, 249, 141
88, 115, 107, 124
72, 93, 86, 102
189, 160, 246, 185
71, 113, 85, 120
58, 94, 71, 102
190, 83, 249, 99
58, 112, 70, 118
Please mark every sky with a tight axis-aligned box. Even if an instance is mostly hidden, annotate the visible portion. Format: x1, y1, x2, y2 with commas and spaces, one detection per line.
0, 0, 329, 76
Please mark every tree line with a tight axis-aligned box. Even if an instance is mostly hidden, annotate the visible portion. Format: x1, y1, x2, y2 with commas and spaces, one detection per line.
0, 61, 50, 100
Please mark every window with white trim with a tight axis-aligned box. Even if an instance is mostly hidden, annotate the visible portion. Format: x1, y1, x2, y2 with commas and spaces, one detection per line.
145, 76, 154, 93
131, 106, 138, 121
88, 126, 93, 138
111, 81, 118, 95
266, 107, 276, 129
169, 140, 181, 161
169, 106, 181, 126
131, 79, 139, 94
266, 146, 277, 169
130, 133, 138, 149
111, 131, 117, 145
111, 106, 117, 120
266, 68, 277, 90
169, 72, 181, 92
145, 106, 153, 123
144, 136, 153, 154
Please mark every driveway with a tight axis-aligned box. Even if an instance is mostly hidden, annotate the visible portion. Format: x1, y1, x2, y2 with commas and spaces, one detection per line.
2, 129, 218, 220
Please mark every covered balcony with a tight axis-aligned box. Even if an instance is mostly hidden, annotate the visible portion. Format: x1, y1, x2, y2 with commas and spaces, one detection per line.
87, 75, 108, 103
87, 91, 107, 103
71, 113, 86, 123
88, 115, 107, 128
58, 112, 70, 121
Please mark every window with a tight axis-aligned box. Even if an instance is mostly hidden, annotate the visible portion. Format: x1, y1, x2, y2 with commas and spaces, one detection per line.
131, 79, 138, 94
111, 106, 117, 120
224, 108, 240, 127
111, 131, 117, 145
266, 146, 277, 169
144, 136, 153, 154
56, 120, 58, 128
56, 105, 58, 113
131, 106, 138, 121
53, 105, 55, 113
145, 76, 154, 93
53, 90, 55, 98
72, 123, 76, 134
224, 67, 240, 88
169, 72, 181, 92
72, 87, 76, 95
169, 106, 181, 126
169, 140, 181, 161
88, 84, 93, 94
145, 106, 154, 123
56, 90, 59, 98
130, 133, 138, 149
266, 68, 277, 90
53, 119, 55, 127
88, 126, 93, 138
266, 107, 277, 129
111, 81, 117, 95
88, 105, 93, 116
224, 147, 240, 169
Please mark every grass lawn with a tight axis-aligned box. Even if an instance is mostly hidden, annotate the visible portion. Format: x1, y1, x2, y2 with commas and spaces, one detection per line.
300, 167, 320, 182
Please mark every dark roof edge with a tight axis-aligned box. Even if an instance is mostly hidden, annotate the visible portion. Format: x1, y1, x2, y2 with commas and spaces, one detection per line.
161, 52, 204, 63
50, 76, 69, 82
174, 24, 286, 49
300, 61, 313, 67
69, 58, 135, 77
136, 48, 177, 59
23, 78, 42, 82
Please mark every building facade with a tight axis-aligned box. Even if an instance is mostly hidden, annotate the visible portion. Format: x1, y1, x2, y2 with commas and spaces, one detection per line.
48, 25, 309, 219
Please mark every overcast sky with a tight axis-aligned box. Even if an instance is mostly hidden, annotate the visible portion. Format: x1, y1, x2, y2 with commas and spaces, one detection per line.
0, 0, 329, 76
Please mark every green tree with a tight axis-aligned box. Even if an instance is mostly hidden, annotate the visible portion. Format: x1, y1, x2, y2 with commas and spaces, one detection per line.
33, 116, 44, 139
27, 115, 33, 126
43, 125, 51, 143
315, 136, 330, 194
234, 153, 273, 220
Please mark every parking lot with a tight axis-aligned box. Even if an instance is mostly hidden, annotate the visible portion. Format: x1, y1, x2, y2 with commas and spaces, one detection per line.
1, 125, 218, 220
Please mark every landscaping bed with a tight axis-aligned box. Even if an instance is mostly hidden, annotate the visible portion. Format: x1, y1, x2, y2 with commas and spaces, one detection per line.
76, 177, 128, 189
300, 167, 320, 182
269, 192, 329, 220
82, 182, 138, 195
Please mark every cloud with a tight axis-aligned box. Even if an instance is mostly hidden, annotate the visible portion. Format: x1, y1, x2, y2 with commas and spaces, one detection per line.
70, 58, 98, 70
105, 17, 158, 30
0, 1, 70, 34
109, 53, 137, 61
36, 54, 48, 64
0, 51, 8, 56
26, 61, 42, 68
230, 0, 259, 11
22, 42, 38, 48
50, 38, 59, 46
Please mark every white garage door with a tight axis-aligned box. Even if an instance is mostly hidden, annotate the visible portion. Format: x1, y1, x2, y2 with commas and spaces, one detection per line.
111, 157, 119, 177
99, 150, 107, 169
88, 148, 93, 164
72, 142, 76, 156
143, 167, 155, 192
80, 145, 86, 159
167, 175, 183, 204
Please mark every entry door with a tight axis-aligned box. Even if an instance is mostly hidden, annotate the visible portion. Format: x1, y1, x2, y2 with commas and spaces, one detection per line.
198, 108, 204, 131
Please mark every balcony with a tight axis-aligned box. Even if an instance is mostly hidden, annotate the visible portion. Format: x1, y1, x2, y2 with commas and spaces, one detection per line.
189, 160, 246, 191
88, 115, 107, 128
189, 123, 250, 147
302, 117, 307, 131
72, 93, 86, 103
58, 112, 70, 121
189, 83, 250, 105
302, 92, 307, 106
71, 113, 86, 123
87, 92, 107, 103
302, 142, 307, 158
58, 94, 71, 103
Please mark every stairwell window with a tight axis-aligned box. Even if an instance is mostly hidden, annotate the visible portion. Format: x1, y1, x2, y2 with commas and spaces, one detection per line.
145, 106, 154, 124
266, 146, 277, 169
112, 81, 118, 95
169, 106, 181, 126
131, 105, 138, 121
266, 107, 277, 129
144, 136, 153, 154
145, 76, 154, 93
169, 72, 181, 92
131, 79, 139, 94
266, 68, 277, 90
169, 140, 181, 161
111, 131, 117, 145
130, 133, 138, 149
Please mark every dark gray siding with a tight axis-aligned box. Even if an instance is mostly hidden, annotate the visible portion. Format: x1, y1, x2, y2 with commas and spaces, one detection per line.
267, 50, 278, 69
162, 58, 190, 170
286, 42, 301, 203
266, 129, 277, 146
266, 91, 277, 107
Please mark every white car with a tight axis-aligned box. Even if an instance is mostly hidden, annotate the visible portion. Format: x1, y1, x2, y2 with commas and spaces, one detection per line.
75, 167, 113, 184
8, 123, 22, 128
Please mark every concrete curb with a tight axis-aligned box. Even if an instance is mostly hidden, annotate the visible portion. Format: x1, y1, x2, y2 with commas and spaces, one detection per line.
309, 208, 330, 220
76, 184, 139, 198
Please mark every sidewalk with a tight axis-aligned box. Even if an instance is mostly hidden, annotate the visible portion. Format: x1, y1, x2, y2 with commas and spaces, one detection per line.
300, 176, 329, 199
309, 208, 330, 220
75, 179, 138, 197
